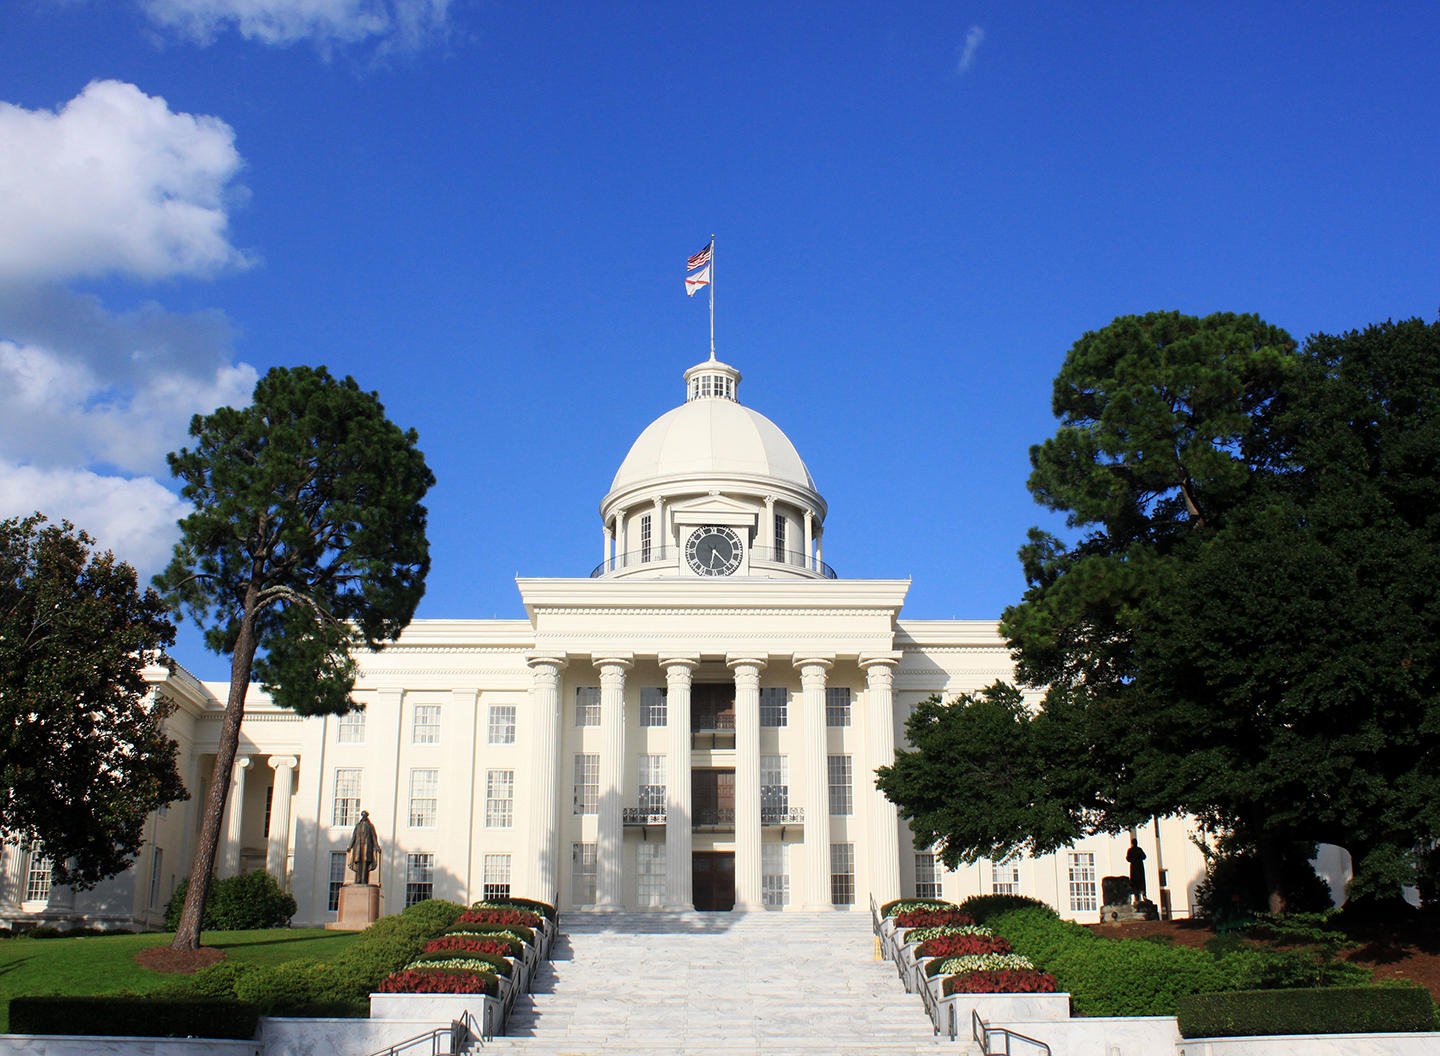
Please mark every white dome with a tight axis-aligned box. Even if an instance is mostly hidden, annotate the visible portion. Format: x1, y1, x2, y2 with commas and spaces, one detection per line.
611, 397, 816, 493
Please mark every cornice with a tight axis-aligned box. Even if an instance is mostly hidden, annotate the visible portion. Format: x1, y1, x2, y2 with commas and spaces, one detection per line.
517, 577, 910, 619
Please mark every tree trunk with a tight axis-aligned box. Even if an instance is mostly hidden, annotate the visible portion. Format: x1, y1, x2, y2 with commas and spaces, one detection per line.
1252, 805, 1289, 916
170, 590, 261, 951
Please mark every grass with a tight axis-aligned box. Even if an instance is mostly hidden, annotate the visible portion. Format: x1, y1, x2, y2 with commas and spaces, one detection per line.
0, 929, 360, 1031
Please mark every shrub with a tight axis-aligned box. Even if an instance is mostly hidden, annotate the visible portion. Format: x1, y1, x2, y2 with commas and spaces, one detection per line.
163, 871, 296, 931
379, 970, 497, 996
1177, 987, 1436, 1038
918, 933, 1012, 959
24, 927, 65, 938
446, 922, 535, 948
943, 970, 1058, 995
456, 907, 542, 929
880, 898, 955, 918
424, 937, 513, 958
406, 950, 512, 977
9, 996, 258, 1039
958, 894, 1058, 924
179, 962, 264, 998
893, 907, 975, 929
472, 897, 556, 922
1192, 841, 1334, 920
230, 958, 366, 1017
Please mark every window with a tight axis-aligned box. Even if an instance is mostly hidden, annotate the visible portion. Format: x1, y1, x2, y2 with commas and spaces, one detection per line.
413, 704, 441, 744
638, 755, 666, 814
774, 513, 786, 556
637, 842, 665, 908
640, 514, 652, 563
761, 755, 788, 821
488, 704, 516, 744
148, 849, 164, 909
830, 843, 855, 905
640, 686, 667, 727
333, 769, 362, 827
264, 785, 273, 836
916, 853, 941, 899
337, 710, 365, 744
1068, 851, 1097, 912
484, 854, 512, 901
409, 769, 438, 827
24, 853, 51, 903
762, 842, 790, 907
486, 769, 515, 828
328, 851, 347, 911
828, 755, 853, 816
574, 754, 599, 814
826, 687, 852, 727
575, 687, 601, 727
993, 860, 1020, 896
572, 842, 597, 905
759, 687, 788, 727
406, 853, 434, 906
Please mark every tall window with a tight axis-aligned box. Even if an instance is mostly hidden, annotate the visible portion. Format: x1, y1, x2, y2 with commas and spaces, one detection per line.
486, 769, 515, 828
638, 755, 666, 813
637, 842, 665, 907
1068, 851, 1097, 912
148, 849, 164, 909
640, 514, 652, 563
759, 687, 788, 727
409, 769, 438, 827
574, 754, 599, 814
333, 769, 362, 827
337, 710, 365, 744
828, 755, 853, 815
413, 704, 441, 744
915, 853, 941, 899
328, 851, 347, 911
406, 853, 434, 906
774, 513, 786, 556
484, 854, 512, 901
762, 842, 790, 907
641, 686, 668, 727
572, 843, 597, 905
826, 687, 852, 727
264, 785, 274, 836
993, 860, 1020, 896
488, 704, 516, 744
830, 843, 856, 905
761, 755, 788, 820
575, 687, 601, 727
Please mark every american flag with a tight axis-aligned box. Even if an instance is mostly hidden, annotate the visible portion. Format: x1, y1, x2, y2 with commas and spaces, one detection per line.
687, 241, 713, 271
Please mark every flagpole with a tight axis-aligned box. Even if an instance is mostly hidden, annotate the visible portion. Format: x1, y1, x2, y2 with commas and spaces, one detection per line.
708, 234, 716, 361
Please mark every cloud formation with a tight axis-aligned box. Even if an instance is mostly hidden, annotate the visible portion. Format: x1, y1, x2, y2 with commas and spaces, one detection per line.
137, 0, 451, 53
0, 81, 256, 579
0, 79, 249, 284
956, 26, 985, 73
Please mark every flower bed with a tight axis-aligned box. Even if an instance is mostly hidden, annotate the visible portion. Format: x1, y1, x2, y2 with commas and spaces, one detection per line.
456, 907, 543, 929
942, 969, 1058, 995
472, 898, 557, 923
893, 907, 976, 929
446, 923, 536, 949
918, 932, 1013, 959
902, 924, 993, 945
407, 951, 513, 977
880, 898, 957, 918
424, 936, 514, 958
379, 969, 498, 996
927, 952, 1037, 977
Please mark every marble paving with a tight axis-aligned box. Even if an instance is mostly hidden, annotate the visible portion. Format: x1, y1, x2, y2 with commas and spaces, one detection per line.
480, 911, 979, 1055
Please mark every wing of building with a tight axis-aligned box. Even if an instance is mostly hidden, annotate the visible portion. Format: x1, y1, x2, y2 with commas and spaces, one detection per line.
1, 355, 1212, 928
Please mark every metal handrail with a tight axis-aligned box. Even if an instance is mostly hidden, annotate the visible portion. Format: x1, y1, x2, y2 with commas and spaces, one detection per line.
364, 1024, 458, 1056
973, 1009, 1052, 1055
750, 546, 838, 579
590, 547, 672, 577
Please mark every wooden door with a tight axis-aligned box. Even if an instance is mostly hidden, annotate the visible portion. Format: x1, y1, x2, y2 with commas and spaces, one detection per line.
692, 852, 735, 911
692, 769, 736, 826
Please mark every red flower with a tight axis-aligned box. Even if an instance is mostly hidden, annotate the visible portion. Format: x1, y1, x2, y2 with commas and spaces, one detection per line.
918, 933, 1013, 959
894, 908, 976, 929
379, 970, 498, 996
423, 937, 514, 958
456, 908, 541, 928
942, 970, 1058, 995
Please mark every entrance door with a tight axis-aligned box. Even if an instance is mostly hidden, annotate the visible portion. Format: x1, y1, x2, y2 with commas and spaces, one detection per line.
693, 851, 735, 911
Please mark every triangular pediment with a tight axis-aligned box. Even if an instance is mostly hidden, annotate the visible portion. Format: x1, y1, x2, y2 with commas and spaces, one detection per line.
668, 493, 762, 517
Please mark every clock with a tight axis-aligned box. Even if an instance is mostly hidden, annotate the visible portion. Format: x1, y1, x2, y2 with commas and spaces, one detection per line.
685, 525, 744, 576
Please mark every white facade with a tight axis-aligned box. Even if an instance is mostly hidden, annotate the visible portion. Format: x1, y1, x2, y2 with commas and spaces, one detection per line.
0, 355, 1210, 929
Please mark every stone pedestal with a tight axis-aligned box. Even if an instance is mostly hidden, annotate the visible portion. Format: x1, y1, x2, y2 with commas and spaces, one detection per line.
1099, 899, 1159, 924
325, 883, 381, 930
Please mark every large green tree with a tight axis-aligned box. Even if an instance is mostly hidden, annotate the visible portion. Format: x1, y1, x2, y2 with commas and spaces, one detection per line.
154, 365, 434, 950
0, 515, 186, 888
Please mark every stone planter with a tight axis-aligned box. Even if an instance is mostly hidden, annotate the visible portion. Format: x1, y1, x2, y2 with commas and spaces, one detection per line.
0, 1037, 260, 1056
369, 993, 505, 1037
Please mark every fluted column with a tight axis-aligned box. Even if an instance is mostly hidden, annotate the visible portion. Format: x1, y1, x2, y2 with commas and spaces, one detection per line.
795, 654, 834, 909
803, 511, 814, 571
652, 496, 666, 559
616, 508, 628, 561
728, 653, 767, 910
861, 653, 904, 905
219, 756, 252, 877
603, 524, 612, 569
266, 756, 298, 886
594, 654, 633, 909
525, 652, 568, 902
661, 654, 699, 911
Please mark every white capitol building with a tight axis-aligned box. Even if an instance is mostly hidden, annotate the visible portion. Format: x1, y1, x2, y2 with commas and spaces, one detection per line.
1, 355, 1215, 929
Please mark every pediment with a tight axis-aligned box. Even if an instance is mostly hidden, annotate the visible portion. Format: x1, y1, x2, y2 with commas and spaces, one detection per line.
668, 493, 762, 519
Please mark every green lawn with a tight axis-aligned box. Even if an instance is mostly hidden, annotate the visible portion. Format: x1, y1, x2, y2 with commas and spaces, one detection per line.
0, 929, 360, 1031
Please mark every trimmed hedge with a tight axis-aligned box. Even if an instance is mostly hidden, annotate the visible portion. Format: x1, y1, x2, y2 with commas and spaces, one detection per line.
164, 871, 296, 931
1177, 987, 1437, 1038
10, 996, 259, 1039
958, 894, 1058, 924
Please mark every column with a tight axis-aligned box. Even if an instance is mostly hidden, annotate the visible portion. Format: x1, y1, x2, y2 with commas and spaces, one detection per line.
219, 756, 252, 877
763, 496, 776, 558
525, 653, 568, 903
794, 654, 834, 909
861, 653, 904, 906
602, 523, 612, 570
816, 529, 823, 570
728, 653, 767, 910
652, 496, 666, 559
266, 756, 299, 885
616, 508, 628, 564
661, 654, 699, 911
594, 653, 633, 908
803, 511, 814, 572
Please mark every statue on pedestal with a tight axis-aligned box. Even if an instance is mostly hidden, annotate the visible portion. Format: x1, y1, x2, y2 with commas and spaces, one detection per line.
347, 810, 380, 885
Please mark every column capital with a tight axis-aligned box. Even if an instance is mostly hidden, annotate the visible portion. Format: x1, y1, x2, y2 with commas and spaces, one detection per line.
725, 652, 768, 671
763, 495, 777, 508
859, 651, 903, 670
268, 755, 298, 771
791, 653, 835, 671
652, 495, 666, 509
659, 653, 701, 681
235, 756, 254, 771
525, 651, 569, 669
592, 653, 634, 672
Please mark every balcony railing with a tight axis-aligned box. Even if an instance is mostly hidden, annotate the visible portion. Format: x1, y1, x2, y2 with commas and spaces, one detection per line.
749, 546, 838, 579
761, 806, 804, 825
619, 806, 805, 826
622, 807, 667, 825
590, 545, 836, 578
590, 547, 671, 577
694, 807, 735, 827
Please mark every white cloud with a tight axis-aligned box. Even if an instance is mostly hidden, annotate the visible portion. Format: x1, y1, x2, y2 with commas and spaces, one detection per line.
0, 79, 248, 284
956, 26, 985, 73
137, 0, 451, 52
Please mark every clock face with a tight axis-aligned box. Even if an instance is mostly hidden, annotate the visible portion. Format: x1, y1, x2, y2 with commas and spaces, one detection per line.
685, 525, 744, 576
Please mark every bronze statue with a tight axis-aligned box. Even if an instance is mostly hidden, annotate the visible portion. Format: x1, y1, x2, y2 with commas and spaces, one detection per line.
347, 809, 380, 885
1126, 837, 1147, 904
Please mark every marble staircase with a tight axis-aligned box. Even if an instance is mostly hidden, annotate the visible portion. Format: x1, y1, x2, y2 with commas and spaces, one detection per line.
481, 910, 979, 1055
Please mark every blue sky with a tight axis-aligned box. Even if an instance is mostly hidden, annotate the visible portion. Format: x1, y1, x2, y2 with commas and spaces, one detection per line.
2, 2, 1437, 681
